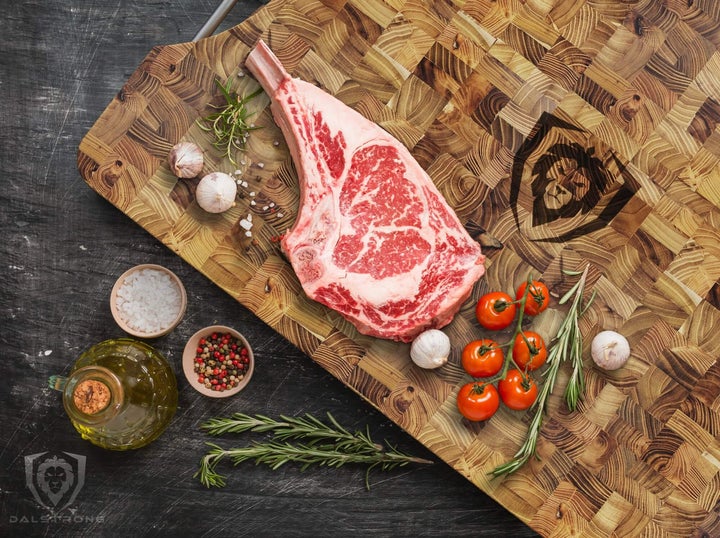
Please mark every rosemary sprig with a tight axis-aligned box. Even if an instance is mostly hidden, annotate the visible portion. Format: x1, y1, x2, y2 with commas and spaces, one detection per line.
490, 266, 594, 477
559, 267, 595, 411
197, 78, 263, 165
195, 413, 433, 489
200, 413, 385, 451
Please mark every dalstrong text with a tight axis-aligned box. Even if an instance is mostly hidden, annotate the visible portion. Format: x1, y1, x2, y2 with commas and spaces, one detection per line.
9, 514, 105, 524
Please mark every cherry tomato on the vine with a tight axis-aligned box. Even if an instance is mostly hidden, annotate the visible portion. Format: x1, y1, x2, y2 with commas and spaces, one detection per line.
456, 382, 500, 421
512, 331, 548, 371
516, 280, 550, 316
498, 369, 538, 411
475, 291, 516, 331
461, 339, 504, 378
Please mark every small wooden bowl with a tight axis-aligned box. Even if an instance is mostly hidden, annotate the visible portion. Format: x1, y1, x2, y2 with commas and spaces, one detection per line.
182, 325, 254, 398
110, 264, 187, 339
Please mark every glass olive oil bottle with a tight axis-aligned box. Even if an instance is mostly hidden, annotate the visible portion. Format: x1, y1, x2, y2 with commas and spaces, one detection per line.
51, 339, 178, 450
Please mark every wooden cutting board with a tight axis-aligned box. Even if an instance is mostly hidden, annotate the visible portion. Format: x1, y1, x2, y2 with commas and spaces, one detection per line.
78, 0, 720, 535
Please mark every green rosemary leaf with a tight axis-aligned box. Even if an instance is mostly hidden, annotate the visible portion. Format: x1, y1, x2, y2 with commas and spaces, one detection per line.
559, 280, 581, 305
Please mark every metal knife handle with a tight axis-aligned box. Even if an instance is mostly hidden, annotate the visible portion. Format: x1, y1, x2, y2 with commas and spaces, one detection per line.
193, 0, 239, 41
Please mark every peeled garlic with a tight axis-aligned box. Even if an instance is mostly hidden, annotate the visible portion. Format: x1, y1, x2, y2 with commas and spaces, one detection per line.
168, 141, 204, 178
410, 329, 451, 369
196, 172, 237, 213
591, 330, 630, 370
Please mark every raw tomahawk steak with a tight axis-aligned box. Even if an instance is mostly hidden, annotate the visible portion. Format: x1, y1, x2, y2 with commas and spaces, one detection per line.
246, 40, 485, 342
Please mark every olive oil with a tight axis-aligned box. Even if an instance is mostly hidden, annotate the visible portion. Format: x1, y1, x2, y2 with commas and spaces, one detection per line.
51, 339, 178, 450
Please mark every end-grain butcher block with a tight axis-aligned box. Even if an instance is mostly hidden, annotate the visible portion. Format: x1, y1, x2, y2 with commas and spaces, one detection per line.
246, 40, 485, 342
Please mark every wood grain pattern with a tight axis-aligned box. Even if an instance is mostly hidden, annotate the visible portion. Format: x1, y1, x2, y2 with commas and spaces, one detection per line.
78, 0, 720, 535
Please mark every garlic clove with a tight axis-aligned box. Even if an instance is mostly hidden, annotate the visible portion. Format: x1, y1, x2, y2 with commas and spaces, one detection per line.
591, 330, 630, 370
168, 141, 204, 178
196, 172, 238, 213
410, 329, 451, 370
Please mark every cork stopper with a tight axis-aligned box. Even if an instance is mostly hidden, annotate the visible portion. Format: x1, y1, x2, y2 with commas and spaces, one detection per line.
72, 379, 111, 414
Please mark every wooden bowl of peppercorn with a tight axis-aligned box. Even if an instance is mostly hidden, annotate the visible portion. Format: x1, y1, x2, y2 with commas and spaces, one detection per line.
182, 325, 254, 398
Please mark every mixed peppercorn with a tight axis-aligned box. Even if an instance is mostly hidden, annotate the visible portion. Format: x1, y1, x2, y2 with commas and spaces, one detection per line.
193, 332, 250, 392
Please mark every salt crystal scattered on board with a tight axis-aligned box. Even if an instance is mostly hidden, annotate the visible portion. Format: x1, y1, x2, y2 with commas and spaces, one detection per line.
239, 214, 253, 231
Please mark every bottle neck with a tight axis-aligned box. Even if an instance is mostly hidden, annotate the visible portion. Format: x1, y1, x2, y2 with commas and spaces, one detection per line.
62, 366, 124, 426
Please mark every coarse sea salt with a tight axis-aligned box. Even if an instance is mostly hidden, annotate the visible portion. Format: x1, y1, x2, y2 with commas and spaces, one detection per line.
115, 268, 182, 334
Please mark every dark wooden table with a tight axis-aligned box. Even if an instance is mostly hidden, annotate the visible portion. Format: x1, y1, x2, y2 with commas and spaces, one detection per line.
0, 1, 538, 535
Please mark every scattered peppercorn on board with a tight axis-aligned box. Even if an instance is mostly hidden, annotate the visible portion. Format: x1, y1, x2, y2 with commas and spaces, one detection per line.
78, 0, 720, 535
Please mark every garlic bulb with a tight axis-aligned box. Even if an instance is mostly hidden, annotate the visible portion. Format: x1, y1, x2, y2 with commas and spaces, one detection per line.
168, 141, 204, 178
196, 172, 237, 213
410, 329, 451, 369
591, 330, 630, 370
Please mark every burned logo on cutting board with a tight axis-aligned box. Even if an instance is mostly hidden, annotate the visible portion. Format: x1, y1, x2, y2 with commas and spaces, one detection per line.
510, 113, 638, 242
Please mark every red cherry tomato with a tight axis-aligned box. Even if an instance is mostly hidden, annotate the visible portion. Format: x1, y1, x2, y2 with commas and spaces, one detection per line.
475, 291, 516, 331
457, 382, 500, 421
516, 280, 550, 316
512, 331, 548, 371
461, 339, 504, 378
498, 369, 538, 411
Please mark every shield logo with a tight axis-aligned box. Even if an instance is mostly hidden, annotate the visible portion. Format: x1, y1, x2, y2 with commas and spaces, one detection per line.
510, 112, 639, 242
24, 451, 86, 513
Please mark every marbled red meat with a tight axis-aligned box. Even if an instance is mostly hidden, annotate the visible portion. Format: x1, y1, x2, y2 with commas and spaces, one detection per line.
246, 40, 485, 342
